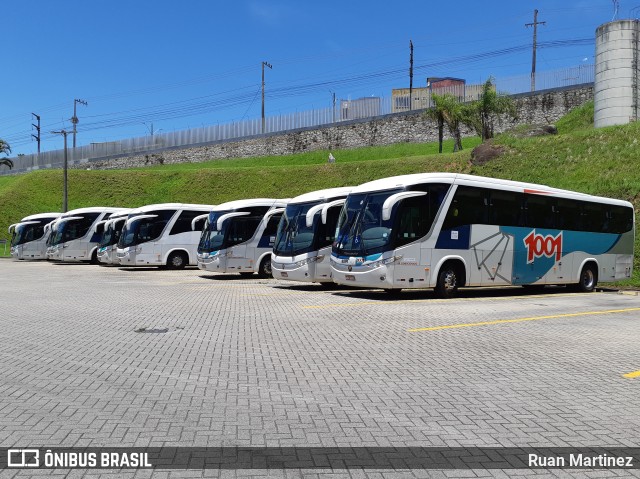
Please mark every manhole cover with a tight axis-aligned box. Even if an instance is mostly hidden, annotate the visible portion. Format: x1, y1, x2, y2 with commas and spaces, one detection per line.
135, 327, 170, 334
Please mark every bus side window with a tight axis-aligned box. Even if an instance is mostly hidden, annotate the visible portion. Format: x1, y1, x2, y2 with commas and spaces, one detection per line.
488, 190, 522, 227
524, 194, 554, 229
555, 199, 581, 231
442, 186, 488, 230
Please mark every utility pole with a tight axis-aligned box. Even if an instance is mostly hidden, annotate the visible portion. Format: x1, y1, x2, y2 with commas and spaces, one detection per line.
261, 61, 272, 134
71, 98, 88, 148
525, 9, 546, 92
51, 129, 70, 212
409, 40, 414, 111
31, 113, 41, 154
330, 91, 336, 123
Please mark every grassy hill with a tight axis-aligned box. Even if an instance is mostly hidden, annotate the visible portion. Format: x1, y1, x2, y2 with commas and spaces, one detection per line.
2, 101, 639, 285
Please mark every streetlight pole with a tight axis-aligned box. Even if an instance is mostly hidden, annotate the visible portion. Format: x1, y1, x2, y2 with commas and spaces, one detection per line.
52, 130, 69, 212
261, 61, 272, 134
72, 99, 88, 148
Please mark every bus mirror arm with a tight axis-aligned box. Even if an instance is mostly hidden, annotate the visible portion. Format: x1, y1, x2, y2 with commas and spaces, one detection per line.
382, 192, 427, 221
216, 212, 250, 230
321, 199, 346, 225
191, 214, 209, 231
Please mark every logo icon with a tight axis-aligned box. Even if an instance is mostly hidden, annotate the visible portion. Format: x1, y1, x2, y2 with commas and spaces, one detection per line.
523, 230, 562, 264
7, 449, 39, 467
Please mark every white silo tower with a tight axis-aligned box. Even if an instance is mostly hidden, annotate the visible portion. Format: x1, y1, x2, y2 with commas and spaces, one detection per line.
594, 20, 640, 127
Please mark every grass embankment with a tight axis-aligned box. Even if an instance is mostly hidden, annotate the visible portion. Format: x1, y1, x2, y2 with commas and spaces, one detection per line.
2, 101, 639, 287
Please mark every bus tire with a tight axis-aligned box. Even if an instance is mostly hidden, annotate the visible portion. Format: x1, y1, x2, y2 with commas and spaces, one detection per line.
257, 256, 272, 278
90, 249, 98, 264
167, 251, 188, 270
435, 261, 463, 299
577, 263, 598, 293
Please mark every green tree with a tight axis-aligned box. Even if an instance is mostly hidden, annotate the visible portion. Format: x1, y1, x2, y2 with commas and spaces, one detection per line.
427, 93, 464, 152
0, 139, 12, 169
464, 78, 517, 140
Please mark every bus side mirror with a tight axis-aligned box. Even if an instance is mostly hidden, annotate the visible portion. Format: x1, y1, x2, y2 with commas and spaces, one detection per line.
381, 192, 427, 221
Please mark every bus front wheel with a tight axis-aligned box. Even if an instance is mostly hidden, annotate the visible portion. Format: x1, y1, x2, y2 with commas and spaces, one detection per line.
577, 264, 598, 293
257, 256, 272, 278
167, 251, 188, 270
435, 262, 463, 299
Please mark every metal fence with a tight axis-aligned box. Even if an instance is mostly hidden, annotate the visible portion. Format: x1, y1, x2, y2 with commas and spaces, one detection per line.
1, 65, 594, 175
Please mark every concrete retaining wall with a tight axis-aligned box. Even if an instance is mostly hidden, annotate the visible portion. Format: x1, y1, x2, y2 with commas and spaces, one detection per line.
66, 84, 593, 171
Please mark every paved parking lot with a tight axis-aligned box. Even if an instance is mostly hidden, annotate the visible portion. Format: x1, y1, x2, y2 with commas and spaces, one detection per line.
1, 259, 639, 478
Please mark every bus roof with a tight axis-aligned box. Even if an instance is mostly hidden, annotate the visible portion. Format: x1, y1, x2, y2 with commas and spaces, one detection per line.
128, 203, 215, 214
212, 198, 289, 211
351, 173, 632, 207
20, 212, 62, 221
288, 187, 354, 205
61, 207, 125, 216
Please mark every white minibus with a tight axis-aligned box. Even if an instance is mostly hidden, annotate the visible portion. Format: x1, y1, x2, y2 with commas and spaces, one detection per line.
196, 198, 288, 277
271, 187, 353, 283
331, 173, 634, 297
116, 203, 213, 269
9, 213, 62, 260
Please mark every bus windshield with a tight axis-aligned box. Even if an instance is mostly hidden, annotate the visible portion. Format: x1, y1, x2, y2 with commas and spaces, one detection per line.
333, 184, 449, 257
273, 202, 318, 256
198, 209, 264, 254
333, 191, 400, 256
118, 217, 166, 248
50, 213, 100, 246
11, 222, 45, 247
100, 219, 125, 247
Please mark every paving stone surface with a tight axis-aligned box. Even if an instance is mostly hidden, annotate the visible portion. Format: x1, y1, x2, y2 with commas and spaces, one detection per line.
1, 260, 639, 478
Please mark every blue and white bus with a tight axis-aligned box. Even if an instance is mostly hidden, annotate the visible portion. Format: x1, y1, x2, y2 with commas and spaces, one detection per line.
9, 212, 62, 260
331, 173, 634, 297
271, 187, 353, 283
197, 198, 288, 277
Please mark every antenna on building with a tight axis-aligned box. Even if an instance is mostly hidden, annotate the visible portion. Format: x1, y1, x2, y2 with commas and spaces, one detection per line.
612, 0, 620, 20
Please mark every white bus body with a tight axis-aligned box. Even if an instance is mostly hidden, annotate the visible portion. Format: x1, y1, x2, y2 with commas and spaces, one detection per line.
96, 209, 132, 265
331, 173, 635, 297
116, 203, 213, 269
197, 198, 288, 277
47, 207, 124, 262
9, 213, 62, 260
271, 187, 353, 283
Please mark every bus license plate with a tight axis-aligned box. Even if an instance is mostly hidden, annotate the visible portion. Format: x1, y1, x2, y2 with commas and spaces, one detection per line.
345, 274, 355, 281
280, 272, 288, 278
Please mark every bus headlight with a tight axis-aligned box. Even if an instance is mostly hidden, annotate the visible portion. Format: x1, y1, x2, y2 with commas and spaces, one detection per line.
366, 255, 402, 269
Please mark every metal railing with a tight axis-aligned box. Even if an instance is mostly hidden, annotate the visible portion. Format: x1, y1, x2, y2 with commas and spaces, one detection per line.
1, 65, 594, 175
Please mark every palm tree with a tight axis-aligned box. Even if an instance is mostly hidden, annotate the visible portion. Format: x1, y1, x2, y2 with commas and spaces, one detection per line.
427, 93, 465, 152
0, 139, 12, 169
465, 78, 516, 140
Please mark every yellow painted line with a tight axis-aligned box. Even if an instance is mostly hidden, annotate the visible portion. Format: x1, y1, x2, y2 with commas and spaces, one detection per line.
303, 292, 587, 309
408, 307, 640, 332
623, 370, 640, 379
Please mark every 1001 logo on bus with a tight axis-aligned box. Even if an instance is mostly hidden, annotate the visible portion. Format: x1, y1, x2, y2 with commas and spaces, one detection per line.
523, 230, 562, 264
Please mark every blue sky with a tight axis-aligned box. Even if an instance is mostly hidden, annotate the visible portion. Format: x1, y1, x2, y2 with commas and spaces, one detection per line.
1, 1, 624, 156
